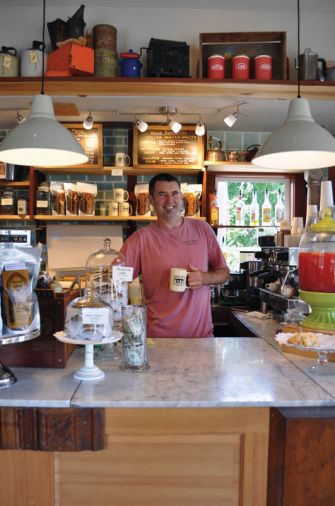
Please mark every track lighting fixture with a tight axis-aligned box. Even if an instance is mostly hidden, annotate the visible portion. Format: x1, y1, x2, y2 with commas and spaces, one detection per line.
135, 119, 148, 132
83, 113, 94, 130
195, 120, 205, 136
168, 118, 182, 133
224, 113, 238, 128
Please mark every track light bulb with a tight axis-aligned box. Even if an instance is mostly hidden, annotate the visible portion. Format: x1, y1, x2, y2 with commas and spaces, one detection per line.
169, 119, 182, 133
195, 121, 205, 136
135, 119, 148, 132
83, 113, 94, 130
224, 113, 238, 128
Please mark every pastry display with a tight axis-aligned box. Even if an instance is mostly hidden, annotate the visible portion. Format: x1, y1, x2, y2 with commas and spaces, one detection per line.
287, 332, 320, 347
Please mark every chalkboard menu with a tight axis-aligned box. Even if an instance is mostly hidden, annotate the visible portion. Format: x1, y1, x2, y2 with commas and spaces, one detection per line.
133, 125, 204, 169
65, 123, 103, 168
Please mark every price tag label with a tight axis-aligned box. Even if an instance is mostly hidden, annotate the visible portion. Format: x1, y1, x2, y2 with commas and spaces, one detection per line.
112, 265, 133, 282
111, 168, 123, 177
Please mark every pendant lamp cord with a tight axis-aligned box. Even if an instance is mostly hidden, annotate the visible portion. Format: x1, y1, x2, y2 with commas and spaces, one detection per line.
41, 0, 46, 95
297, 0, 301, 98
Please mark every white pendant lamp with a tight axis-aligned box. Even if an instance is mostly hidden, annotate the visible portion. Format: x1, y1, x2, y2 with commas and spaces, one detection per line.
253, 0, 335, 171
0, 0, 88, 168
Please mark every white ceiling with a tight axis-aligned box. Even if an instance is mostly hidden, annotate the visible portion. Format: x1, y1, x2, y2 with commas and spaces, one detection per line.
1, 90, 334, 135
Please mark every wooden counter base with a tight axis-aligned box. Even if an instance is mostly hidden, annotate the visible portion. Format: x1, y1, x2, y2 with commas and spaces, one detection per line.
0, 407, 269, 506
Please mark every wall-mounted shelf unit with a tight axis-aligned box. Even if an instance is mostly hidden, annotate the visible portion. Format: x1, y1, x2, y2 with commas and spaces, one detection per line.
33, 215, 206, 222
0, 78, 334, 101
0, 181, 30, 188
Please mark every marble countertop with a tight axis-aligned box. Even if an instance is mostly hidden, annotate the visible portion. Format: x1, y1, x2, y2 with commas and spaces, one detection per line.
232, 311, 335, 400
1, 336, 335, 408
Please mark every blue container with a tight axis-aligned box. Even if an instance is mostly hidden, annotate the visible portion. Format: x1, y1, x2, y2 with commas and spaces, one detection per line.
119, 49, 142, 77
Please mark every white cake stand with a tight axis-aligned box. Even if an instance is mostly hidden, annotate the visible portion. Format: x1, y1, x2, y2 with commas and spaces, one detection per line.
54, 331, 122, 381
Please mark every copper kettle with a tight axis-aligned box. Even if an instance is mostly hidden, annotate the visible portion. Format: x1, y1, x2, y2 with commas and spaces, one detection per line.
206, 136, 226, 162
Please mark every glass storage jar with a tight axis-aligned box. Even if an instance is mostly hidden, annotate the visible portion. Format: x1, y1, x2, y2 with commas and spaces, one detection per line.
85, 238, 128, 326
65, 288, 113, 341
0, 190, 15, 215
35, 182, 50, 215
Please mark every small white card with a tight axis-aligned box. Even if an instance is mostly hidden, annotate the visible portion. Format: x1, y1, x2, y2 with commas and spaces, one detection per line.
112, 265, 133, 282
111, 168, 123, 177
82, 307, 109, 326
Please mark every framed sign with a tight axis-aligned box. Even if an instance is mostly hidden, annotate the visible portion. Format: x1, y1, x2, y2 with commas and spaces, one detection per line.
65, 123, 103, 169
133, 125, 204, 169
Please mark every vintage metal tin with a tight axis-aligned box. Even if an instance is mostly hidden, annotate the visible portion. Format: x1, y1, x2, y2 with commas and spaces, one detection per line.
93, 24, 117, 52
94, 48, 118, 77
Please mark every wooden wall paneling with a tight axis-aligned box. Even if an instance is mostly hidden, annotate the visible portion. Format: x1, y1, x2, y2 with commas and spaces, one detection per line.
57, 407, 269, 506
0, 450, 54, 506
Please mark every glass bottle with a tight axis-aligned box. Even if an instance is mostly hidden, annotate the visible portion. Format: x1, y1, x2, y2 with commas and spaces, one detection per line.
235, 190, 244, 226
210, 190, 219, 226
275, 189, 285, 225
85, 238, 128, 327
262, 189, 272, 226
249, 189, 259, 226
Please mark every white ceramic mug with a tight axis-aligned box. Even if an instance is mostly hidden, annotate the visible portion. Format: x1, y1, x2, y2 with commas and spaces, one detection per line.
109, 201, 119, 216
119, 201, 133, 217
115, 152, 130, 167
113, 188, 129, 202
265, 281, 281, 293
169, 268, 190, 292
281, 285, 295, 298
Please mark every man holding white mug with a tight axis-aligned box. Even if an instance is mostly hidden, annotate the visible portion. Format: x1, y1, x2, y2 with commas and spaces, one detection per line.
120, 173, 229, 338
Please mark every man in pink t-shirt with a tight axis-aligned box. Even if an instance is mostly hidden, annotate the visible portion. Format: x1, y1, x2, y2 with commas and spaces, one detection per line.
120, 173, 230, 338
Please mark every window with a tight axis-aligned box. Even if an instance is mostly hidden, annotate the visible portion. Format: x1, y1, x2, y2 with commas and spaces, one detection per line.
215, 175, 291, 272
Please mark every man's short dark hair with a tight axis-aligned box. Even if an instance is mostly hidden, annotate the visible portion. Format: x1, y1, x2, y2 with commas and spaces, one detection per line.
149, 173, 181, 196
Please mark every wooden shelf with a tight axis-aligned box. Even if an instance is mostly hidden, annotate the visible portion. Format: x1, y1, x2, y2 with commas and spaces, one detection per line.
0, 77, 334, 101
0, 215, 30, 220
0, 181, 30, 187
33, 215, 206, 222
34, 166, 204, 176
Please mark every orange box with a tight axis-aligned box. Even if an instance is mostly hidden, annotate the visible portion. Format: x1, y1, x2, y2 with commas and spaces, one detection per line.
47, 43, 94, 76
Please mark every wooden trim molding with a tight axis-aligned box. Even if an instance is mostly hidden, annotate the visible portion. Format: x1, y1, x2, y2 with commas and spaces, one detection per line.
0, 407, 105, 451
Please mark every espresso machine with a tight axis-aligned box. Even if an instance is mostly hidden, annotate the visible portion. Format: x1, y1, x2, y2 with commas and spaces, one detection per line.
255, 246, 309, 320
241, 246, 309, 319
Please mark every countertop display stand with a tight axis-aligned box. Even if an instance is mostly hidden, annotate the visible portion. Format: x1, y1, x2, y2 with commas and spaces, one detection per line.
0, 329, 40, 388
54, 331, 122, 381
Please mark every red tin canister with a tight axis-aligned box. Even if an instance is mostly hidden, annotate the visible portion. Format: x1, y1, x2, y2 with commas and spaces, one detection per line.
254, 54, 272, 80
232, 54, 250, 80
208, 54, 225, 79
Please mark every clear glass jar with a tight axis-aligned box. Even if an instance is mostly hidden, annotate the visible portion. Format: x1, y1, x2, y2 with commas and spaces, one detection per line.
0, 190, 15, 215
65, 288, 113, 341
299, 208, 335, 293
120, 305, 148, 371
36, 182, 50, 215
85, 238, 128, 326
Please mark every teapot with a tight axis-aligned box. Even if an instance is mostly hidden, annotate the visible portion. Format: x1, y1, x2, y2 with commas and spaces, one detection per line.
206, 136, 226, 162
